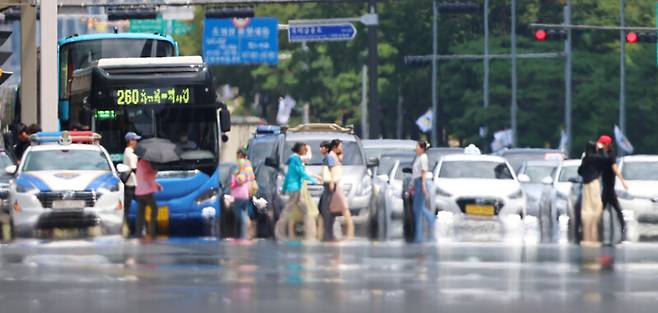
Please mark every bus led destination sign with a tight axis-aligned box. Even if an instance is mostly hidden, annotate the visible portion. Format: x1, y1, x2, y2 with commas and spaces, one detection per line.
114, 87, 193, 106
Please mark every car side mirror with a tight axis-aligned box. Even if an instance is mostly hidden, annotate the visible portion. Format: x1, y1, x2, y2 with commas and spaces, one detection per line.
265, 157, 279, 168
517, 174, 530, 183
4, 165, 16, 176
541, 176, 553, 185
116, 164, 132, 182
219, 108, 231, 133
402, 167, 412, 174
367, 157, 379, 168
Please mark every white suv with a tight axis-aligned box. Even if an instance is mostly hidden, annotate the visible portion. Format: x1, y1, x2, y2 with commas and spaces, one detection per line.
6, 131, 131, 238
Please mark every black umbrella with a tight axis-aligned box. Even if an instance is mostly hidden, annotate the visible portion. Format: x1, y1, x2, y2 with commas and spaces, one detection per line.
135, 138, 180, 164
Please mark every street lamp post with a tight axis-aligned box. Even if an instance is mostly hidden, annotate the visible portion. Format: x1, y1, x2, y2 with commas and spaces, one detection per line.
511, 0, 518, 147
619, 0, 626, 135
431, 1, 439, 146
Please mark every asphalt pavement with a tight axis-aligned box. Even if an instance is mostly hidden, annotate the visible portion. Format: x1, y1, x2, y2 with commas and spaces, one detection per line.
2, 238, 658, 313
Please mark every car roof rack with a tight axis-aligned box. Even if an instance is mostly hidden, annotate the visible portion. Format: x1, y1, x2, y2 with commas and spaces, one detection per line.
285, 123, 354, 134
30, 131, 102, 145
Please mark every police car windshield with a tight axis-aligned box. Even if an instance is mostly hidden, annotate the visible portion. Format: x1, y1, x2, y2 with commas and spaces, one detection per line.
22, 150, 111, 172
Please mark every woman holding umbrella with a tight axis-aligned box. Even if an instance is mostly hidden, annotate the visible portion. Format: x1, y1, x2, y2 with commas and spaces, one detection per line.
134, 138, 180, 238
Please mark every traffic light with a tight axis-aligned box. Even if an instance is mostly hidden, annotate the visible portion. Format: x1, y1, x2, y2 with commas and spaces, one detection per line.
205, 7, 255, 19
625, 31, 657, 44
0, 30, 12, 86
534, 29, 547, 41
107, 6, 157, 21
625, 32, 638, 43
533, 29, 567, 41
437, 2, 479, 14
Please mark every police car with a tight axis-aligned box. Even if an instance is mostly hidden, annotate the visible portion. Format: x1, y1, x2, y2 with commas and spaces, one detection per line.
5, 131, 131, 237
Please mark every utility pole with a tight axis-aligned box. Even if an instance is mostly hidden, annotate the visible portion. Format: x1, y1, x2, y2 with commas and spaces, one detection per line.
360, 65, 369, 139
431, 1, 439, 147
397, 82, 403, 139
619, 0, 626, 134
482, 0, 489, 141
483, 0, 489, 110
564, 1, 573, 156
511, 0, 518, 146
367, 0, 381, 138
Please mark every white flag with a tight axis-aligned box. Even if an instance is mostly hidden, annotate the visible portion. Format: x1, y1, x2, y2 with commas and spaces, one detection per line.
558, 129, 568, 154
276, 95, 296, 125
614, 125, 634, 155
416, 109, 433, 133
490, 129, 513, 153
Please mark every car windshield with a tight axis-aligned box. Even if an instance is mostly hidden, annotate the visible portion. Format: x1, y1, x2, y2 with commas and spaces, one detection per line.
364, 147, 413, 160
439, 160, 514, 180
377, 155, 414, 176
503, 151, 561, 173
523, 165, 557, 183
427, 148, 463, 168
249, 140, 277, 166
23, 150, 111, 172
558, 165, 579, 182
622, 162, 658, 180
284, 140, 364, 166
0, 153, 13, 169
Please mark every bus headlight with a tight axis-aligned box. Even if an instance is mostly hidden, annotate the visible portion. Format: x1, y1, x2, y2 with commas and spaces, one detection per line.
16, 182, 38, 194
99, 181, 120, 192
356, 176, 372, 196
196, 188, 218, 205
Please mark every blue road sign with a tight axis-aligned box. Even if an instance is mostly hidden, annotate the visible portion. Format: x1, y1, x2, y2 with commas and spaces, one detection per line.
203, 17, 278, 65
288, 23, 357, 43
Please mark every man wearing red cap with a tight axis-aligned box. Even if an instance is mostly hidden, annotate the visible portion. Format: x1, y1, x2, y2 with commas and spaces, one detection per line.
597, 135, 629, 242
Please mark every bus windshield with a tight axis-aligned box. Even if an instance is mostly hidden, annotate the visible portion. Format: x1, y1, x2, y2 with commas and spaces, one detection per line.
60, 39, 175, 99
94, 106, 217, 171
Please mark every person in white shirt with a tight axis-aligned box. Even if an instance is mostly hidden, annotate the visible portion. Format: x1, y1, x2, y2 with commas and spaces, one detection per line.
412, 140, 435, 242
123, 132, 141, 237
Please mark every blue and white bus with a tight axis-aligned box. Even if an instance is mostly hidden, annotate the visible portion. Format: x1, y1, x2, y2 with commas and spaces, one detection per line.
58, 33, 178, 129
69, 56, 231, 236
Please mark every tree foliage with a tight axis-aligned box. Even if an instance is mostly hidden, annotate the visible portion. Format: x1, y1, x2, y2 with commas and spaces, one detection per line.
175, 0, 658, 155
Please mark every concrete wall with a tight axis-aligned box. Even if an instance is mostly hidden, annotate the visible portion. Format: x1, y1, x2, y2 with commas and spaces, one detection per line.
221, 116, 264, 163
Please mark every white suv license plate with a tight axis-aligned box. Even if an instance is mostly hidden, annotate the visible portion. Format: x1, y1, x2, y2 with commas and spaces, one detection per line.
52, 200, 86, 209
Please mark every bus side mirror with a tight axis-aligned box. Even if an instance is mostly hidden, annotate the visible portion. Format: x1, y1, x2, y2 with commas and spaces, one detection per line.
220, 109, 231, 133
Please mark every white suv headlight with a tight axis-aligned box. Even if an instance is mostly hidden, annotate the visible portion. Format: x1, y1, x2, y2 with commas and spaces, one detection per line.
356, 176, 372, 196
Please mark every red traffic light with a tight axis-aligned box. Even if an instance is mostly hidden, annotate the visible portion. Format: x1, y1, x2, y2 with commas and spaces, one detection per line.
626, 32, 638, 43
534, 29, 547, 41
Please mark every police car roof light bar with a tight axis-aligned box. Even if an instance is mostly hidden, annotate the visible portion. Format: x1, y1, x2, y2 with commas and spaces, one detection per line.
30, 131, 102, 145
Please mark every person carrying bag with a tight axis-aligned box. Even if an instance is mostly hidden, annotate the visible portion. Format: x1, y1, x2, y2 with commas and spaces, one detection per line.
327, 139, 354, 240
